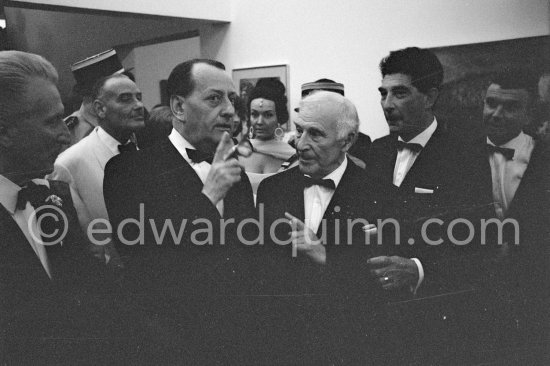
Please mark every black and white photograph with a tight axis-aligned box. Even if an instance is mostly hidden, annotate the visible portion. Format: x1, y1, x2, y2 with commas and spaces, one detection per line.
0, 0, 548, 364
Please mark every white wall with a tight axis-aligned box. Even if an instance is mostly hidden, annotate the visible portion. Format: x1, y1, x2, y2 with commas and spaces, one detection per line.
5, 7, 208, 100
205, 0, 550, 139
9, 0, 231, 22
131, 37, 201, 109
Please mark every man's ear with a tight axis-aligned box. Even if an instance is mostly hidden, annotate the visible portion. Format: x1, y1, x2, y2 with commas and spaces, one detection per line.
341, 131, 357, 153
424, 87, 439, 109
93, 99, 106, 119
170, 95, 186, 122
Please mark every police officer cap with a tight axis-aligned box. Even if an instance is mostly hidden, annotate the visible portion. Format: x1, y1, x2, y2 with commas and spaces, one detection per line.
71, 49, 124, 96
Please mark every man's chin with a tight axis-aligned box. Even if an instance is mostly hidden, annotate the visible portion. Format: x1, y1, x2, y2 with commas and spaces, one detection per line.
388, 124, 401, 132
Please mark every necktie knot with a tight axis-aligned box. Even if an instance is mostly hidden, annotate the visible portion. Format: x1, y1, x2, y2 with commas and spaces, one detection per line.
186, 148, 213, 164
397, 140, 423, 153
16, 181, 50, 211
303, 176, 335, 190
486, 144, 515, 160
118, 142, 137, 153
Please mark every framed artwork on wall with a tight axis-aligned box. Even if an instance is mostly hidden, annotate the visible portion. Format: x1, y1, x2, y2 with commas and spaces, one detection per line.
232, 64, 290, 129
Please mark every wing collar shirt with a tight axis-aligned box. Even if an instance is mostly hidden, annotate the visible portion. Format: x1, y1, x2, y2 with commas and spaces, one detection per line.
0, 175, 52, 278
393, 118, 437, 187
304, 155, 347, 233
168, 128, 224, 216
487, 131, 534, 219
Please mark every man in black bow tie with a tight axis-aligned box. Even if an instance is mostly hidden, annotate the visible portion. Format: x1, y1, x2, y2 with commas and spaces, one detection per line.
364, 47, 479, 295
469, 71, 549, 288
0, 51, 109, 363
50, 73, 144, 266
257, 91, 396, 295
104, 59, 255, 292
102, 59, 256, 362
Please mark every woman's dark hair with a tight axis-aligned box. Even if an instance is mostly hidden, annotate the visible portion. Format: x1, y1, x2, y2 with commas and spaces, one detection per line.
247, 78, 289, 124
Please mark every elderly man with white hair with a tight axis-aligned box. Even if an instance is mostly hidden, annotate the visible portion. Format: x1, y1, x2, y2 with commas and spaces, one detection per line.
257, 90, 397, 295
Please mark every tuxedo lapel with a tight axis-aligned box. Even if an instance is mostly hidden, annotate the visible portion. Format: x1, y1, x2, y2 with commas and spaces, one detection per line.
378, 135, 399, 184
507, 141, 549, 218
286, 168, 306, 222
0, 205, 52, 281
400, 124, 444, 189
154, 141, 206, 199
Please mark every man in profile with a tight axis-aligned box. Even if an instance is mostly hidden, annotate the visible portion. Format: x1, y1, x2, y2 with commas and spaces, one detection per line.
365, 47, 474, 294
50, 74, 145, 267
65, 49, 127, 145
0, 50, 107, 364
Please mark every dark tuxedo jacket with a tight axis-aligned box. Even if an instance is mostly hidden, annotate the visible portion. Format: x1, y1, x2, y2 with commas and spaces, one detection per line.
467, 137, 550, 291
103, 138, 256, 295
365, 122, 482, 291
256, 160, 400, 297
0, 180, 109, 363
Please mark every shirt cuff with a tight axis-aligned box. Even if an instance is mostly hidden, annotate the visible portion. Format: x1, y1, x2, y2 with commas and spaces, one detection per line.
410, 258, 424, 294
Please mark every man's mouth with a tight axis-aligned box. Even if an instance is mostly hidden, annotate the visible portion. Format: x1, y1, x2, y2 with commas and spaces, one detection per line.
214, 124, 232, 131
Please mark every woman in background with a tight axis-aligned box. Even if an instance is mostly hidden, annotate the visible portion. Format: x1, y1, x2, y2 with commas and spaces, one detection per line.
240, 78, 295, 196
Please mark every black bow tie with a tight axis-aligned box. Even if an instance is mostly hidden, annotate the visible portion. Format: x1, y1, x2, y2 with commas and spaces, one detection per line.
186, 149, 213, 164
118, 142, 137, 153
486, 144, 515, 160
397, 140, 423, 152
16, 181, 50, 211
303, 176, 336, 190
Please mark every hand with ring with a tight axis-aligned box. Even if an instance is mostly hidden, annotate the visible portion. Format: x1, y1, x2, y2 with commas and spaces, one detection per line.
367, 255, 419, 290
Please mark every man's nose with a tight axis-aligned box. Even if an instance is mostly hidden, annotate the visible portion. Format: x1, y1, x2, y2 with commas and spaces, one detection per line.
382, 95, 394, 110
220, 97, 235, 118
493, 104, 504, 118
57, 122, 71, 145
296, 133, 308, 152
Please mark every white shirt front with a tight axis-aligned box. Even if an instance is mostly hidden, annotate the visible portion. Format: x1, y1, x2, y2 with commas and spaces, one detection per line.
168, 129, 224, 216
303, 156, 347, 233
487, 132, 534, 219
0, 175, 52, 278
393, 118, 438, 187
392, 120, 438, 291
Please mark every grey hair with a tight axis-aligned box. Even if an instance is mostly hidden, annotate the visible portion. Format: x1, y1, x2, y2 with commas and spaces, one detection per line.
0, 51, 58, 124
302, 90, 359, 141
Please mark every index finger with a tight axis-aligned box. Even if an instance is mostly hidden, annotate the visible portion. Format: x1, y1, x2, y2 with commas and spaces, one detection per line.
213, 132, 234, 163
366, 256, 392, 268
284, 212, 304, 229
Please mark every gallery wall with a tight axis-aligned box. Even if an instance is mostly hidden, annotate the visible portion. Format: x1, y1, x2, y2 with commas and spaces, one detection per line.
211, 0, 549, 138
4, 0, 549, 138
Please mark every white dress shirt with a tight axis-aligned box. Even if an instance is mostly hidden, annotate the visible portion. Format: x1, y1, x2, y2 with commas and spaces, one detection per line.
487, 132, 534, 219
392, 120, 438, 292
168, 129, 224, 216
0, 175, 52, 278
304, 156, 347, 233
393, 118, 438, 187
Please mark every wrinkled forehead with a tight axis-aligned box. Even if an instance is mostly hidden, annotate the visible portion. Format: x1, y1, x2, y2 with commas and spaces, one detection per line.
485, 83, 530, 104
297, 94, 341, 126
102, 76, 140, 97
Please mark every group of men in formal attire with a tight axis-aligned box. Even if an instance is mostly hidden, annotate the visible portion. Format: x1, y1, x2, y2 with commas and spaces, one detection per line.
0, 45, 547, 363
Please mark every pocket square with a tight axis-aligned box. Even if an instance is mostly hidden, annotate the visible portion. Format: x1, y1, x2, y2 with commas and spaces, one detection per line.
414, 187, 434, 194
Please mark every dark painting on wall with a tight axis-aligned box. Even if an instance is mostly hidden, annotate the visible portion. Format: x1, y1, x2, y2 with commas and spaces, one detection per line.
431, 36, 550, 140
